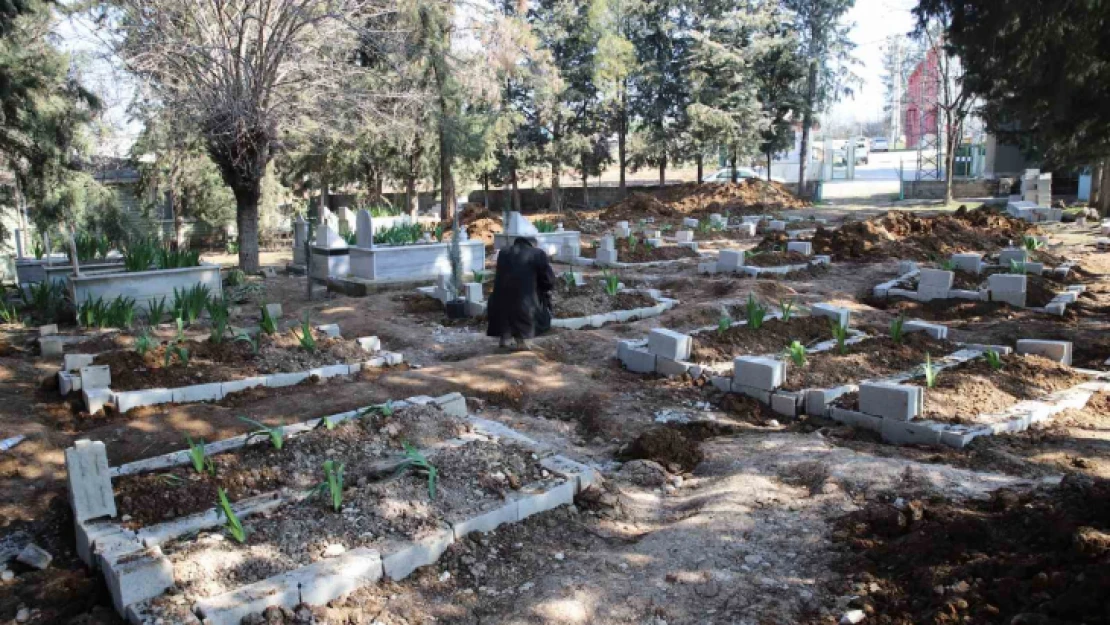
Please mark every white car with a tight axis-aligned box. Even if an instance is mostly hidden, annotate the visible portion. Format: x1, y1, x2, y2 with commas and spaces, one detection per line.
871, 137, 889, 152
706, 167, 787, 184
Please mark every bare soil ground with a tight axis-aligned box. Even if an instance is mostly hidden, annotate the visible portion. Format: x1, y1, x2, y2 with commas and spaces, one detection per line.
2, 206, 1109, 625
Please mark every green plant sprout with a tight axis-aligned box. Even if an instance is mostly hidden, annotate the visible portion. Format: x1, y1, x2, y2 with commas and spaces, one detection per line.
216, 488, 246, 543
472, 270, 486, 284
890, 314, 906, 344
399, 442, 438, 499
359, 400, 395, 418
562, 270, 578, 290
311, 460, 345, 512
717, 315, 732, 335
830, 320, 848, 355
938, 259, 956, 272
135, 330, 154, 356
164, 344, 189, 367
148, 296, 168, 325
292, 312, 316, 352
602, 271, 620, 297
1009, 260, 1027, 274
626, 235, 637, 251
923, 353, 938, 388
785, 341, 807, 367
207, 299, 230, 344
239, 417, 285, 450
260, 304, 278, 334
0, 298, 19, 325
186, 436, 215, 475
745, 294, 766, 330
1023, 235, 1045, 251
985, 350, 1004, 371
533, 219, 557, 233
234, 331, 260, 356
779, 298, 796, 322
174, 317, 186, 343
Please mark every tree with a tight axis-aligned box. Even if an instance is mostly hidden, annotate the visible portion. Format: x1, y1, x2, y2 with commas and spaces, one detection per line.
107, 0, 392, 272
783, 0, 857, 193
914, 0, 1110, 213
592, 0, 639, 192
752, 2, 806, 181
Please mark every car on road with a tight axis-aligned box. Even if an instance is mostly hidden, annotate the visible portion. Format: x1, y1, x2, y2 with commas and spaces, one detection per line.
705, 167, 787, 184
871, 137, 890, 152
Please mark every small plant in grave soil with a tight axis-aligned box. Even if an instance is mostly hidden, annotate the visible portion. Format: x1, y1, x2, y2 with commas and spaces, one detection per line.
779, 298, 796, 321
472, 270, 487, 284
602, 271, 621, 297
890, 314, 906, 344
1023, 235, 1045, 251
186, 436, 216, 476
147, 296, 168, 325
164, 344, 190, 367
829, 320, 848, 355
239, 417, 285, 450
135, 330, 154, 356
745, 294, 767, 330
78, 297, 108, 328
291, 311, 317, 352
358, 401, 395, 419
224, 268, 246, 287
259, 303, 279, 334
234, 331, 260, 356
216, 488, 247, 543
310, 460, 346, 512
985, 350, 1004, 371
534, 219, 557, 233
561, 270, 578, 291
207, 299, 230, 344
626, 235, 637, 250
785, 341, 807, 367
0, 297, 20, 325
172, 284, 211, 326
697, 220, 710, 235
938, 259, 956, 272
923, 353, 938, 388
1009, 260, 1027, 274
717, 314, 732, 336
399, 442, 438, 499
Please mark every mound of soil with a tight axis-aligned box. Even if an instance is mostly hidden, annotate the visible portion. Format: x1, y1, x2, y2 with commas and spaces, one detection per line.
807, 206, 1040, 261
620, 427, 703, 471
691, 316, 832, 363
830, 475, 1110, 625
552, 282, 656, 319
783, 334, 955, 391
743, 250, 813, 267
869, 297, 1018, 323
91, 330, 370, 391
600, 179, 806, 222
580, 238, 700, 263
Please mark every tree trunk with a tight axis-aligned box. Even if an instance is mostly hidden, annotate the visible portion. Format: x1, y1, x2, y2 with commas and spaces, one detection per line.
766, 152, 773, 181
482, 174, 490, 210
1090, 160, 1103, 208
551, 161, 561, 212
511, 165, 521, 213
944, 127, 958, 205
797, 60, 818, 196
170, 189, 184, 248
730, 148, 738, 183
437, 97, 455, 221
618, 88, 627, 192
696, 155, 703, 183
582, 159, 589, 208
658, 156, 666, 187
405, 172, 418, 217
1100, 161, 1110, 217
233, 185, 261, 273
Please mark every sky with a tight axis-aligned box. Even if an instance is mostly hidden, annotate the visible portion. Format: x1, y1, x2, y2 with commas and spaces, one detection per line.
53, 0, 919, 156
828, 0, 919, 125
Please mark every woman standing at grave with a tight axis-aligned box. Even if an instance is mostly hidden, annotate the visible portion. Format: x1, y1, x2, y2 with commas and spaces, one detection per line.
487, 236, 556, 350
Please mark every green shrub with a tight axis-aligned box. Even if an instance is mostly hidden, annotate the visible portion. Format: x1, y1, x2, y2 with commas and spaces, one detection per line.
292, 311, 316, 352
830, 320, 848, 355
785, 340, 807, 367
890, 314, 906, 344
147, 296, 168, 325
745, 294, 766, 330
216, 488, 246, 543
534, 219, 557, 233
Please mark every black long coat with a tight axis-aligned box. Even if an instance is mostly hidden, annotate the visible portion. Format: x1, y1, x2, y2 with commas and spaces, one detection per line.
487, 238, 557, 339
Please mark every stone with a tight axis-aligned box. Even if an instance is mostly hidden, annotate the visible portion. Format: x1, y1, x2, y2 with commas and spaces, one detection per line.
786, 241, 812, 256
355, 210, 374, 248
263, 302, 283, 320
683, 218, 699, 228
506, 212, 540, 236
950, 253, 982, 274
357, 336, 381, 352
82, 388, 112, 414
1015, 339, 1073, 366
618, 459, 668, 487
79, 365, 111, 390
903, 320, 948, 340
39, 337, 64, 358
64, 354, 95, 372
718, 250, 745, 272
675, 230, 694, 243
595, 249, 618, 265
917, 269, 954, 300
881, 419, 942, 446
655, 356, 690, 377
64, 440, 117, 523
811, 303, 850, 329
988, 273, 1027, 307
771, 392, 800, 417
732, 356, 785, 391
859, 383, 923, 421
621, 347, 656, 374
38, 324, 58, 336
647, 328, 692, 361
736, 223, 757, 237
16, 544, 52, 570
768, 220, 786, 231
998, 248, 1028, 266
645, 238, 663, 248
316, 324, 341, 338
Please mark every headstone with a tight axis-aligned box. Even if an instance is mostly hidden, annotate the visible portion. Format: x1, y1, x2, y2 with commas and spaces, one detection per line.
64, 440, 117, 523
599, 236, 615, 252
79, 365, 111, 390
316, 224, 347, 249
506, 212, 540, 236
264, 303, 283, 320
13, 229, 23, 258
40, 337, 64, 358
39, 324, 58, 336
1037, 173, 1053, 207
464, 283, 483, 303
356, 210, 374, 248
293, 217, 308, 266
458, 227, 469, 242
337, 207, 356, 236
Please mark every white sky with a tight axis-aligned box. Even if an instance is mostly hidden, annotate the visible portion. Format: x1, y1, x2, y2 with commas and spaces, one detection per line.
828, 0, 918, 125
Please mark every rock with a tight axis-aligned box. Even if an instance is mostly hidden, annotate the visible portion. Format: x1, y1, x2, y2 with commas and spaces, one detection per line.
766, 419, 781, 427
617, 459, 669, 487
16, 544, 51, 570
1, 569, 13, 581
840, 609, 866, 624
0, 530, 32, 564
16, 607, 29, 623
322, 543, 346, 557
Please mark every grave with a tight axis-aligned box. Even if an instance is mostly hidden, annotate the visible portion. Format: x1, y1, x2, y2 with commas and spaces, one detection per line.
493, 212, 581, 259
347, 209, 485, 284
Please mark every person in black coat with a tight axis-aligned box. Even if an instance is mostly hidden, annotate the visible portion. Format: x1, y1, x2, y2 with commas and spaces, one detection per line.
487, 237, 557, 350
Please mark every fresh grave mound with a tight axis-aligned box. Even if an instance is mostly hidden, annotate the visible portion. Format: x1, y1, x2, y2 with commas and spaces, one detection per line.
782, 334, 956, 391
449, 203, 503, 246
835, 354, 1088, 425
551, 280, 656, 319
691, 316, 831, 363
807, 206, 1041, 261
164, 439, 560, 600
90, 330, 369, 392
619, 426, 703, 472
579, 237, 700, 263
114, 404, 469, 527
742, 250, 812, 267
599, 179, 806, 222
868, 297, 1016, 323
829, 475, 1110, 625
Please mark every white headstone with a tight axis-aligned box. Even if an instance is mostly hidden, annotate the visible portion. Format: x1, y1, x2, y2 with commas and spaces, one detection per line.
337, 207, 356, 235
356, 210, 374, 248
14, 229, 23, 258
506, 212, 540, 236
316, 224, 347, 249
65, 440, 117, 523
293, 217, 307, 265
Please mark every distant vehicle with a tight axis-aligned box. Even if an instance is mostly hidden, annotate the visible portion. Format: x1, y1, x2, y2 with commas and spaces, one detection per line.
706, 167, 787, 184
871, 137, 890, 152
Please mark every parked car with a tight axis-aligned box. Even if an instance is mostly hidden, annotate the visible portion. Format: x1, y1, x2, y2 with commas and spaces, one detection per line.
871, 137, 890, 152
706, 167, 787, 184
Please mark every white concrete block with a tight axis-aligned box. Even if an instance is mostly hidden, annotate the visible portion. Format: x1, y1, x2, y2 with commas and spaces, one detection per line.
65, 353, 96, 371
771, 392, 800, 417
58, 371, 81, 395
1016, 339, 1073, 366
811, 303, 850, 329
102, 549, 175, 615
718, 250, 745, 272
988, 274, 1027, 307
452, 501, 519, 539
40, 337, 64, 357
647, 328, 692, 361
786, 241, 812, 256
65, 440, 117, 523
114, 388, 174, 413
463, 282, 483, 303
736, 223, 757, 237
881, 419, 942, 446
918, 269, 954, 290
859, 383, 923, 421
382, 528, 454, 581
38, 324, 58, 336
263, 303, 283, 320
683, 218, 699, 228
812, 255, 832, 266
951, 253, 982, 274
998, 248, 1028, 266
903, 320, 948, 340
83, 388, 112, 414
655, 356, 691, 377
595, 249, 618, 265
220, 377, 267, 396
898, 260, 918, 274
697, 262, 718, 275
768, 220, 786, 231
1024, 262, 1045, 275
732, 356, 785, 391
80, 365, 111, 390
621, 347, 657, 373
265, 371, 311, 388
172, 383, 223, 404
517, 480, 576, 520
675, 231, 694, 244
433, 392, 467, 418
645, 238, 663, 248
316, 323, 341, 338
382, 352, 404, 366
357, 336, 381, 352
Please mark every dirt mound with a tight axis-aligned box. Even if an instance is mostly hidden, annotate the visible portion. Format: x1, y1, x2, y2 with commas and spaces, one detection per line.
600, 179, 807, 222
620, 427, 703, 471
831, 474, 1110, 624
809, 206, 1041, 261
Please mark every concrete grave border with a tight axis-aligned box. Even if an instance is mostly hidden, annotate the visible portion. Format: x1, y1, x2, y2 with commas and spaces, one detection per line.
66, 394, 600, 625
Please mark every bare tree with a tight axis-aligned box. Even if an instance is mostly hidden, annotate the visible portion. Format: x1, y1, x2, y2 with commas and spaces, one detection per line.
105, 0, 397, 271
917, 14, 976, 205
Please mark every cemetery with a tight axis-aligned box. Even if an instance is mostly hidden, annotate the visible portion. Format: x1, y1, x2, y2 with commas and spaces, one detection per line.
5, 2, 1110, 624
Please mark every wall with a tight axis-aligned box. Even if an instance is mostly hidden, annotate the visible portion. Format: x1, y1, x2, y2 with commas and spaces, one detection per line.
901, 179, 1000, 199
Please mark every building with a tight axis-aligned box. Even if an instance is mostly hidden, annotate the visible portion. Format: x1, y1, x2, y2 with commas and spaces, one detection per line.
904, 45, 941, 150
